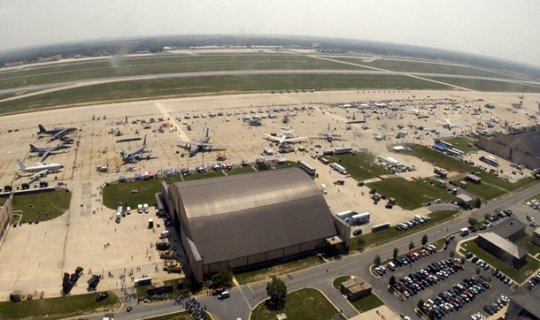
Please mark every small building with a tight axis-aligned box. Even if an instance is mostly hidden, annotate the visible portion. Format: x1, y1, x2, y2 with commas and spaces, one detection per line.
340, 277, 372, 301
476, 232, 527, 268
491, 218, 526, 242
465, 174, 482, 184
505, 288, 540, 320
456, 193, 474, 208
533, 227, 540, 246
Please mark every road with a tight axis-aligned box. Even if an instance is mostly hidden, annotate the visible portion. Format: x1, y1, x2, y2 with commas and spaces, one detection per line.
2, 68, 540, 104
85, 181, 539, 319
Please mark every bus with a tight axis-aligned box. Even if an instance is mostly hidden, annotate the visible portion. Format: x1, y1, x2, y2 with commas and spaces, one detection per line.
298, 160, 316, 176
371, 223, 390, 232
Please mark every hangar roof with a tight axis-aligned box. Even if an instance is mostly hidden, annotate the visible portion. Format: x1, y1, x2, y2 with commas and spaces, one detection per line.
172, 168, 337, 264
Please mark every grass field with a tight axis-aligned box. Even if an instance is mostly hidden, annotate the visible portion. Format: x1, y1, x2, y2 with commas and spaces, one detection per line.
333, 58, 511, 79
0, 74, 449, 114
402, 144, 470, 172
402, 144, 536, 192
350, 293, 384, 313
234, 255, 323, 285
461, 239, 540, 284
329, 152, 390, 181
461, 182, 505, 200
0, 54, 368, 90
0, 291, 120, 320
333, 275, 352, 289
251, 288, 341, 320
442, 136, 478, 154
367, 177, 452, 210
516, 234, 540, 257
11, 189, 71, 223
350, 211, 458, 251
426, 77, 540, 92
102, 179, 162, 209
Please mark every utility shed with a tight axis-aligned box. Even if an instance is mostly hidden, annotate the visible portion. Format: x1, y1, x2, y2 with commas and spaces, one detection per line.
167, 168, 338, 282
340, 277, 372, 301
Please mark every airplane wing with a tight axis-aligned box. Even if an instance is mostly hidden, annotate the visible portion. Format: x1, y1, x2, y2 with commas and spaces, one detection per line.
264, 134, 281, 142
39, 150, 51, 163
285, 136, 309, 143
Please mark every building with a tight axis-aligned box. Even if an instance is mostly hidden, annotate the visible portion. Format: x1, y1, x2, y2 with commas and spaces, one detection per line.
340, 277, 372, 301
505, 287, 540, 319
164, 168, 338, 282
533, 228, 540, 246
0, 198, 13, 247
475, 129, 540, 170
456, 193, 474, 208
476, 232, 527, 268
491, 218, 526, 242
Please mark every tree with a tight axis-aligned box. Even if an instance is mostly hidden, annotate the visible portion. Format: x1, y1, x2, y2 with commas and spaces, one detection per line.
475, 198, 482, 208
468, 217, 478, 226
266, 276, 287, 310
409, 241, 415, 250
393, 248, 399, 259
484, 213, 491, 220
421, 234, 428, 246
417, 299, 425, 309
211, 270, 233, 288
374, 255, 381, 266
389, 275, 396, 287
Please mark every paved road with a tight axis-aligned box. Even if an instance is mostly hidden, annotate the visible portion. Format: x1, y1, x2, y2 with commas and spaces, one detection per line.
2, 68, 540, 104
86, 181, 539, 320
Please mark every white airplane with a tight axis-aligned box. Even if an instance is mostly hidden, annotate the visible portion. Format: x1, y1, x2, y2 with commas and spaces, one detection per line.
264, 128, 308, 145
437, 119, 457, 130
17, 159, 63, 173
28, 169, 48, 182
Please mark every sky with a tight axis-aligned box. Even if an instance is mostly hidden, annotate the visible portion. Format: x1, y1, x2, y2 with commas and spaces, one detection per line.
1, 0, 539, 67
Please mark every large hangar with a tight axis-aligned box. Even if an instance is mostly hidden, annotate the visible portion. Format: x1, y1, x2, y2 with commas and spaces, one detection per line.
166, 167, 338, 282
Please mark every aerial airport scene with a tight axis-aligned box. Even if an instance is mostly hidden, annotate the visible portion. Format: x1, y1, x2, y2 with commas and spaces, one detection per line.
1, 2, 540, 320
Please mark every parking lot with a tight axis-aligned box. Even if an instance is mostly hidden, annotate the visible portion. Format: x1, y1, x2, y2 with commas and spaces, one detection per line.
370, 243, 516, 320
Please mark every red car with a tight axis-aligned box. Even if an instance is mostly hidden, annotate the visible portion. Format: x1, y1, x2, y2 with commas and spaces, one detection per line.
212, 287, 226, 296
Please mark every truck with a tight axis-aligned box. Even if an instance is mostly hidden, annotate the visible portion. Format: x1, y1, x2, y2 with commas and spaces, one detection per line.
460, 227, 470, 236
351, 212, 370, 225
320, 184, 327, 194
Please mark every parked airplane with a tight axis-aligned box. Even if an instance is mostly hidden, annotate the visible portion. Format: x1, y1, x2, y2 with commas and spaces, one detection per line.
179, 128, 224, 157
316, 124, 343, 142
29, 143, 70, 162
437, 119, 457, 130
121, 135, 149, 163
264, 128, 308, 146
17, 159, 63, 174
37, 124, 77, 141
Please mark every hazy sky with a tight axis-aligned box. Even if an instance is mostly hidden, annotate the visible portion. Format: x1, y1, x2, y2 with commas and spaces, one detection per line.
1, 0, 539, 66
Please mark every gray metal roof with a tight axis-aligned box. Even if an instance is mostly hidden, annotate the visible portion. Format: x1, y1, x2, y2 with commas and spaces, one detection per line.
509, 287, 540, 319
478, 232, 527, 259
491, 218, 525, 239
172, 168, 337, 264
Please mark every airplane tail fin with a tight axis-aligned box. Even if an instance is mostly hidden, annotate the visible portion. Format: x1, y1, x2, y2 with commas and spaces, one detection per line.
29, 144, 36, 151
38, 124, 46, 133
17, 159, 25, 171
143, 135, 147, 146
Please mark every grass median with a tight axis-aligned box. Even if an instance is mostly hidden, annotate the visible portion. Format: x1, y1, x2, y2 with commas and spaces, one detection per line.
351, 210, 458, 251
0, 291, 120, 320
251, 288, 341, 320
329, 152, 390, 181
234, 255, 323, 285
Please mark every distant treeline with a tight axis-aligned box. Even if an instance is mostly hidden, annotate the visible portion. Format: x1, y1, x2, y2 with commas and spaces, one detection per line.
1, 35, 539, 79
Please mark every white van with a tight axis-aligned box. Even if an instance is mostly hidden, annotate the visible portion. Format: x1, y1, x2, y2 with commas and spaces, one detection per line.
460, 227, 470, 236
320, 184, 327, 194
126, 206, 131, 215
143, 203, 149, 213
137, 204, 143, 213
